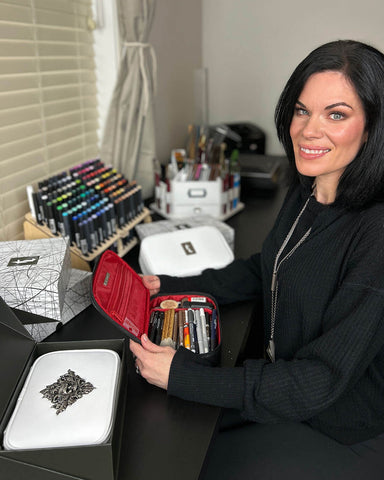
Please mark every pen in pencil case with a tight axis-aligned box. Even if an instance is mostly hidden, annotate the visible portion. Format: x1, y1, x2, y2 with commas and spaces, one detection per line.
155, 311, 164, 345
183, 311, 191, 350
160, 309, 176, 348
199, 308, 209, 353
194, 309, 203, 353
172, 311, 179, 347
205, 312, 211, 350
178, 311, 184, 348
188, 308, 197, 353
210, 309, 218, 350
148, 311, 157, 342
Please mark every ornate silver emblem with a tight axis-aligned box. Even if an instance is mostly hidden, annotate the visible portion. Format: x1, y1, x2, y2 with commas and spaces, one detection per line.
40, 369, 95, 414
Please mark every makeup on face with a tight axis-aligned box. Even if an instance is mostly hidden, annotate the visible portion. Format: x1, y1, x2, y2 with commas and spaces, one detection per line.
289, 71, 367, 203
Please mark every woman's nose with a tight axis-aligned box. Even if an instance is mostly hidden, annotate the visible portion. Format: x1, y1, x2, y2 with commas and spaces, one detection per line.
302, 115, 323, 138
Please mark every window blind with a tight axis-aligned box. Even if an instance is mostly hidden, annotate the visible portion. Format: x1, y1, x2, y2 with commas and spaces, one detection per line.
0, 0, 99, 241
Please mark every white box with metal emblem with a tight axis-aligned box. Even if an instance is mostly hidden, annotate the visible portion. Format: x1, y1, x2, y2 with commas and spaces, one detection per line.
138, 225, 234, 277
3, 348, 121, 451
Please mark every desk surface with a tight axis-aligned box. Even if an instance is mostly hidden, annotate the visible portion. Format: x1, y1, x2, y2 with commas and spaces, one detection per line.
47, 185, 287, 480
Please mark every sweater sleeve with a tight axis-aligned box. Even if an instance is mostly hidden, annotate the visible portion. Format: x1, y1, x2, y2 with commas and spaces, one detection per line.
158, 253, 263, 305
168, 347, 246, 409
167, 206, 384, 441
241, 281, 384, 424
168, 276, 384, 427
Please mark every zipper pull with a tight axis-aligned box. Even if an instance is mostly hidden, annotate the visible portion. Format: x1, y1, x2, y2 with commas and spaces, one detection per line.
267, 338, 275, 363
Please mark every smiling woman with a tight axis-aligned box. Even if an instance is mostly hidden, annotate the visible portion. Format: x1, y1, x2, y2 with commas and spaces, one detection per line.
131, 40, 384, 480
275, 40, 384, 210
289, 71, 367, 204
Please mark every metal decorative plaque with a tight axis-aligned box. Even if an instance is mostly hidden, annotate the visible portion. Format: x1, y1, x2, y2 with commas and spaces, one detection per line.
40, 369, 95, 414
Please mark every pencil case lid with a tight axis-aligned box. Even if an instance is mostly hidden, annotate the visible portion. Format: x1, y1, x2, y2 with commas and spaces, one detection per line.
91, 250, 150, 342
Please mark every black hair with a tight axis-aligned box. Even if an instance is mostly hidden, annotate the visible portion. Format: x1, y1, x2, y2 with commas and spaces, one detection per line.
275, 39, 384, 209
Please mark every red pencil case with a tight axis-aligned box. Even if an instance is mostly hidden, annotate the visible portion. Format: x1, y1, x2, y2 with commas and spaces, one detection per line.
91, 250, 221, 363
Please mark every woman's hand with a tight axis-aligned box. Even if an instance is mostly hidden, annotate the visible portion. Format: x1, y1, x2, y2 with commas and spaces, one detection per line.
140, 275, 160, 296
130, 334, 176, 390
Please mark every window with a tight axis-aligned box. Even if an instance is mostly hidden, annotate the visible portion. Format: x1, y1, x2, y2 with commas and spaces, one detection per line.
0, 0, 99, 241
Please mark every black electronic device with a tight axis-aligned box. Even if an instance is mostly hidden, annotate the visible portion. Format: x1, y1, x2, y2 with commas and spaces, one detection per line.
225, 122, 266, 155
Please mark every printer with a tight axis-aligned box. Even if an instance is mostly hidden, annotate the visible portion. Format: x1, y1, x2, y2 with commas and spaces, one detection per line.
222, 122, 285, 190
225, 122, 266, 155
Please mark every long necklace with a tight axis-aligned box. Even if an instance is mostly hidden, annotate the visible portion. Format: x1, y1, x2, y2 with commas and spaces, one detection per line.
267, 193, 313, 362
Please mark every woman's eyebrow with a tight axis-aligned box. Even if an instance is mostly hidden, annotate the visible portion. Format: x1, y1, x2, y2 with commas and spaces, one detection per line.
295, 100, 353, 110
325, 102, 353, 110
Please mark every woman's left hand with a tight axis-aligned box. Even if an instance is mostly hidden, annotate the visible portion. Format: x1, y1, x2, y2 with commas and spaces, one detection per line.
129, 334, 176, 390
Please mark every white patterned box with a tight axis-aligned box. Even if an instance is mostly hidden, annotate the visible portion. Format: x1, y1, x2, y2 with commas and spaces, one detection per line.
0, 238, 71, 322
61, 268, 92, 324
18, 268, 92, 342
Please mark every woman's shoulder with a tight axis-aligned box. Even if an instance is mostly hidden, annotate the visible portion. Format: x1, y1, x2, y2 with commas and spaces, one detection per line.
357, 201, 384, 225
348, 201, 384, 247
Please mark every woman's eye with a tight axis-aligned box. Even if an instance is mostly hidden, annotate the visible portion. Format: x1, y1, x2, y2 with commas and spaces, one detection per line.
295, 107, 308, 116
330, 112, 344, 120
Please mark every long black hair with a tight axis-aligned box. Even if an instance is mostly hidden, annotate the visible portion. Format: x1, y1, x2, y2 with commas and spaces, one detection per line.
275, 40, 384, 209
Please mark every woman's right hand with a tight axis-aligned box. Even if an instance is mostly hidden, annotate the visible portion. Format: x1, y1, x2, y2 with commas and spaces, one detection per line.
141, 275, 161, 296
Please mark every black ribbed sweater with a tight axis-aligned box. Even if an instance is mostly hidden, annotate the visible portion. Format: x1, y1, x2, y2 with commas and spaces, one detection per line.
160, 185, 384, 444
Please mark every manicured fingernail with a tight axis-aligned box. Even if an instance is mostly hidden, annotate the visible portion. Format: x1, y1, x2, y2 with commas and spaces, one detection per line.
142, 334, 148, 342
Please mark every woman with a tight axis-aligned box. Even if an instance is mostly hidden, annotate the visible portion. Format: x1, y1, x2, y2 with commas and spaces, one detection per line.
130, 40, 384, 479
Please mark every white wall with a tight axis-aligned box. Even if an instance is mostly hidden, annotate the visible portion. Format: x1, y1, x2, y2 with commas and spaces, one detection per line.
202, 0, 384, 154
149, 0, 202, 163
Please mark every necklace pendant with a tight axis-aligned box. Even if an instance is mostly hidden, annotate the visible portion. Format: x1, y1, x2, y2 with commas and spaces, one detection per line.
267, 339, 275, 363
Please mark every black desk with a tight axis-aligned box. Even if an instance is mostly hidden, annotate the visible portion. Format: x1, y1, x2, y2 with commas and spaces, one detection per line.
47, 185, 287, 480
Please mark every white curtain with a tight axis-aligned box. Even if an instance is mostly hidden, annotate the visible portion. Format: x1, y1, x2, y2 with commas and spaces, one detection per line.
100, 0, 157, 199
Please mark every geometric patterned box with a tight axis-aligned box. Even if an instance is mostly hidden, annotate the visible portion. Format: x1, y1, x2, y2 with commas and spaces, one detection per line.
61, 268, 92, 325
17, 268, 92, 342
0, 238, 71, 322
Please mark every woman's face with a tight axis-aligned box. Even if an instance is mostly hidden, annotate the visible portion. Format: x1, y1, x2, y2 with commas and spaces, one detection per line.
289, 71, 367, 200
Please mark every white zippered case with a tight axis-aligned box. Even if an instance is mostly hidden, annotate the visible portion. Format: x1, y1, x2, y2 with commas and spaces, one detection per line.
138, 225, 234, 277
3, 349, 120, 450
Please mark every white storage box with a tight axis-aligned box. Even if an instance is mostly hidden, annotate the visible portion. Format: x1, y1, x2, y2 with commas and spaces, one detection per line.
0, 238, 70, 321
171, 179, 223, 217
152, 177, 244, 221
139, 225, 234, 277
135, 214, 235, 251
0, 296, 127, 480
3, 349, 120, 450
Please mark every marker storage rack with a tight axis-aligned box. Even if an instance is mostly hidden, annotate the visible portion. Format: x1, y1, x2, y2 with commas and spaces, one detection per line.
23, 159, 152, 271
24, 208, 151, 270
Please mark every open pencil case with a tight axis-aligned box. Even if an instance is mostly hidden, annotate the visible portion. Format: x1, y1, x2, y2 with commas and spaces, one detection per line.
91, 250, 221, 364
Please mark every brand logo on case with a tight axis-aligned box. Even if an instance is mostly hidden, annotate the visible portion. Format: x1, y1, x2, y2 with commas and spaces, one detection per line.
103, 272, 110, 286
8, 256, 39, 266
181, 242, 196, 255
